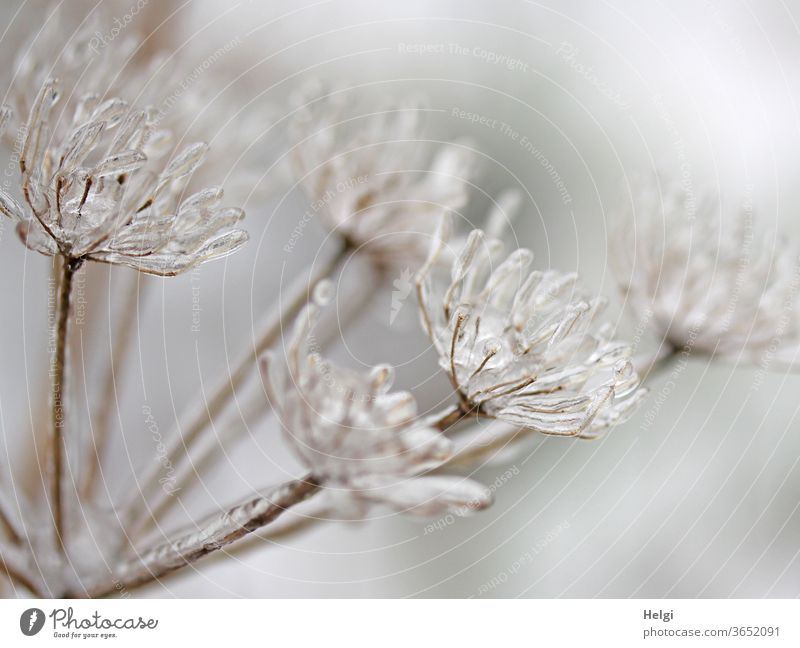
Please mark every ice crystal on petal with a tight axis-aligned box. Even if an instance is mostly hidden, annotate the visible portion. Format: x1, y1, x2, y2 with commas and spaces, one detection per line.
613, 178, 800, 366
418, 218, 647, 438
288, 84, 476, 265
262, 281, 492, 517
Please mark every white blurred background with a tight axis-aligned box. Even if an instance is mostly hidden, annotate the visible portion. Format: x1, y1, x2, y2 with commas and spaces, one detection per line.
1, 0, 800, 597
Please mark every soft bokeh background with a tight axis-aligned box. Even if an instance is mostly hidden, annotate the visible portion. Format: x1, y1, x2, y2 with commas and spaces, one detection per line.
1, 0, 800, 597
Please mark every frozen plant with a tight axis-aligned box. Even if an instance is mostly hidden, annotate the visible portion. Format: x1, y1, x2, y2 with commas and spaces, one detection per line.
2, 78, 247, 276
135, 82, 506, 518
262, 280, 492, 518
9, 2, 790, 602
417, 217, 647, 440
288, 83, 477, 266
613, 177, 800, 373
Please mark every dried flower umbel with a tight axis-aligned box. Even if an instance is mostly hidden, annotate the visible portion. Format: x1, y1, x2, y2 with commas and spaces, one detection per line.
613, 180, 800, 369
5, 2, 272, 208
263, 281, 492, 517
418, 219, 647, 439
0, 71, 247, 583
130, 86, 487, 520
0, 5, 660, 601
52, 279, 494, 597
3, 1, 278, 512
1, 78, 247, 275
289, 85, 476, 265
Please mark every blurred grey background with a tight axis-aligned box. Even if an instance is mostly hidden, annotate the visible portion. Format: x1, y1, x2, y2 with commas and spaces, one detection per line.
1, 0, 799, 597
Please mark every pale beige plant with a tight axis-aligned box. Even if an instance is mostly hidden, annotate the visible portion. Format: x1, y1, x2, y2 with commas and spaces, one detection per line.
0, 14, 248, 593
0, 3, 663, 602
1, 78, 247, 275
288, 83, 477, 265
263, 281, 492, 518
613, 177, 800, 372
417, 217, 647, 440
128, 84, 498, 532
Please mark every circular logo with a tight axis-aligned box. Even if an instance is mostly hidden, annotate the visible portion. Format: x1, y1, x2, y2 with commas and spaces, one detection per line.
20, 608, 45, 636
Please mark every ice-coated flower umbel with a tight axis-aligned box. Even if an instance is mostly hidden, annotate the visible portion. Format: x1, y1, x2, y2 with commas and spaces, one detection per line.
0, 79, 247, 275
288, 85, 475, 264
3, 1, 269, 231
613, 180, 800, 366
417, 221, 647, 439
262, 281, 492, 517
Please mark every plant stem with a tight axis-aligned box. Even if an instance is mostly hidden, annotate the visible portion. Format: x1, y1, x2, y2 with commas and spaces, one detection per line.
432, 402, 486, 433
443, 421, 524, 467
78, 474, 320, 598
101, 403, 473, 597
126, 241, 352, 534
0, 546, 44, 597
133, 258, 383, 537
51, 255, 81, 556
634, 343, 680, 383
0, 488, 23, 544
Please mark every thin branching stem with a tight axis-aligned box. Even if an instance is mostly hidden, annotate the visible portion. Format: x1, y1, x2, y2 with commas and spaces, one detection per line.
444, 421, 524, 467
0, 546, 44, 597
634, 343, 680, 383
0, 488, 23, 544
126, 240, 353, 535
51, 255, 82, 556
134, 260, 384, 536
77, 474, 321, 598
94, 402, 470, 598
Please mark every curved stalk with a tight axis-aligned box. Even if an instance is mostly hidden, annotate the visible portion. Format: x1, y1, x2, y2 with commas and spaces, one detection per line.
96, 402, 469, 598
76, 474, 320, 598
